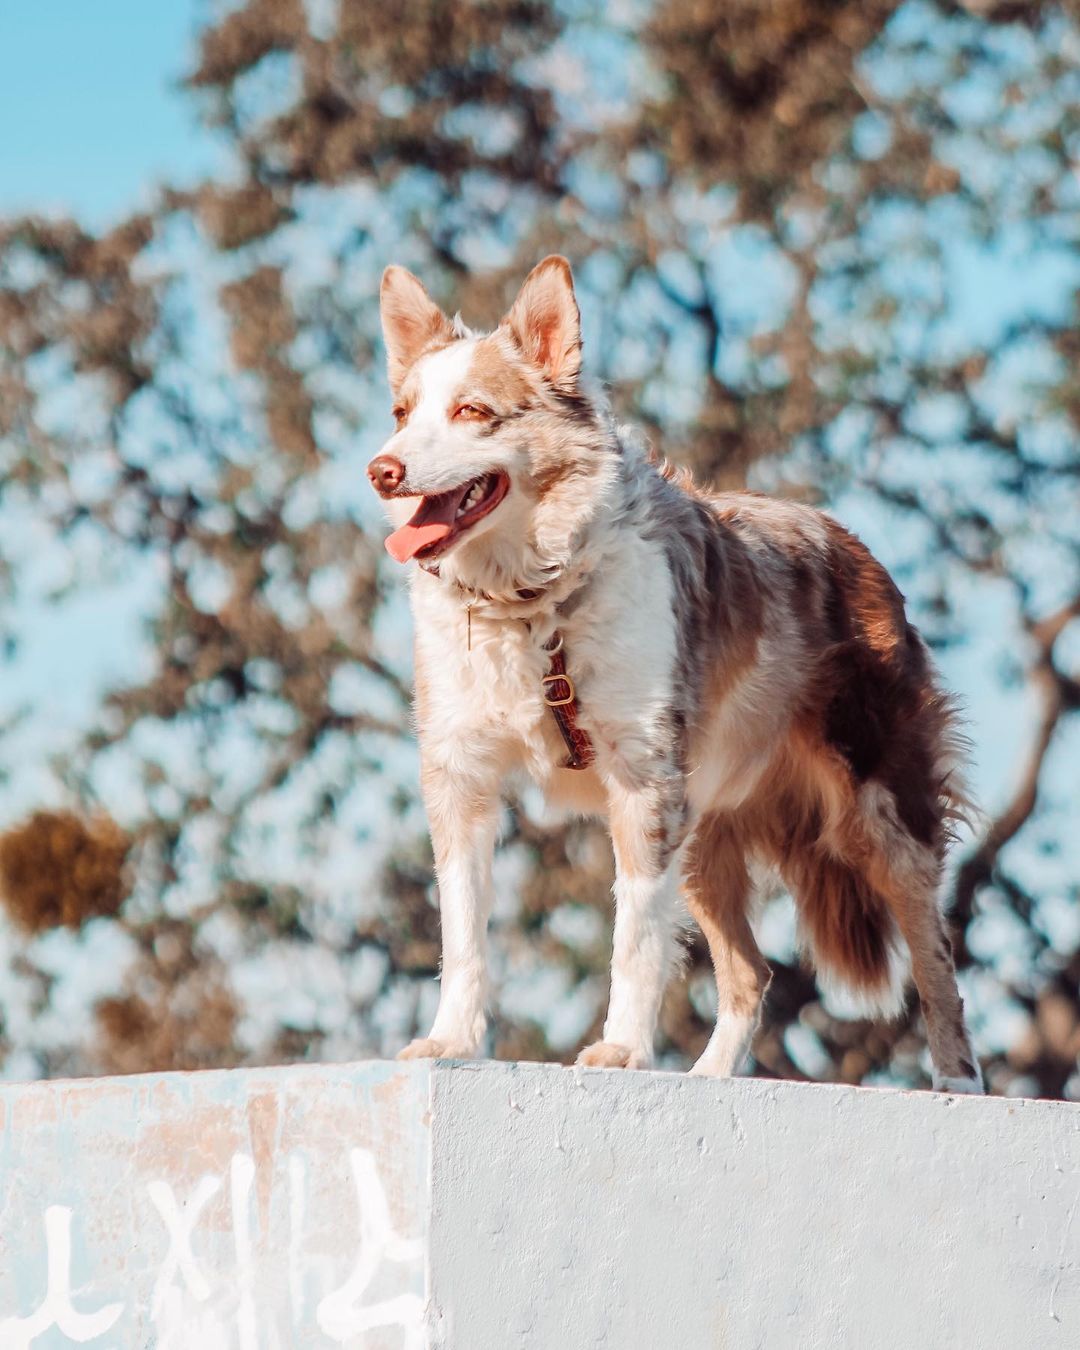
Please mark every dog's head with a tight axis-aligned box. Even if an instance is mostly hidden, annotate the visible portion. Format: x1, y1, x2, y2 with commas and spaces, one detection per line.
369, 256, 611, 594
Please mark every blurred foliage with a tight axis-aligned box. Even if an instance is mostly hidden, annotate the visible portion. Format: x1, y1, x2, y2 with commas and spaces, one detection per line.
0, 811, 130, 934
0, 0, 1078, 1096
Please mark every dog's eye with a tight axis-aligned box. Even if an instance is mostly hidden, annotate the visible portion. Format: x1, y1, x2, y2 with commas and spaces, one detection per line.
392, 406, 408, 426
453, 404, 490, 422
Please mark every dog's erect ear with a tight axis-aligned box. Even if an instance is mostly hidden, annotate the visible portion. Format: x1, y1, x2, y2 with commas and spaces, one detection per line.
380, 266, 454, 391
502, 255, 581, 393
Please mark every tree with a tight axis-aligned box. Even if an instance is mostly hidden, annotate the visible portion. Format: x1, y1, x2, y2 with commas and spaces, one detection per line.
0, 0, 1077, 1095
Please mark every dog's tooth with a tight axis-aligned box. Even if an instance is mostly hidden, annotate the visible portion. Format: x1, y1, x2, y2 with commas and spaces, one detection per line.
456, 475, 493, 517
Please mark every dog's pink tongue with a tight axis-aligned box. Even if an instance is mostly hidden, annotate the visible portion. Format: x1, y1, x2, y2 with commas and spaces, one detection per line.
384, 488, 467, 563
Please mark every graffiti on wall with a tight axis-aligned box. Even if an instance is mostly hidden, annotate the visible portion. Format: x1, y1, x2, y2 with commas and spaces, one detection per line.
0, 1146, 424, 1348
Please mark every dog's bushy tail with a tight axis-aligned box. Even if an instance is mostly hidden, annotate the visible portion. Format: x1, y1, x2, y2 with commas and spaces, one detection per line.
789, 851, 907, 1018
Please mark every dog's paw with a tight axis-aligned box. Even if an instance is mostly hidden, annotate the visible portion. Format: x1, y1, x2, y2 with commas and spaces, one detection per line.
397, 1038, 455, 1061
687, 1055, 737, 1078
932, 1072, 985, 1096
575, 1041, 645, 1070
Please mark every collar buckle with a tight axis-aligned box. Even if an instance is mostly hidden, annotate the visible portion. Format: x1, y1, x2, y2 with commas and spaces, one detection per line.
542, 673, 575, 708
541, 630, 595, 770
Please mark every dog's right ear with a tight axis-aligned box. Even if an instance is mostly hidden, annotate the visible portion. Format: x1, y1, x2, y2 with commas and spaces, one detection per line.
380, 266, 454, 391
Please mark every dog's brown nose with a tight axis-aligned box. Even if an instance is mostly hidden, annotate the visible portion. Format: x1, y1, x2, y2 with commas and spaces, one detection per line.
367, 454, 405, 496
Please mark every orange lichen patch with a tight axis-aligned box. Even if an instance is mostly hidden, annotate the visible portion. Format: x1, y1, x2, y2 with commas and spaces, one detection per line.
370, 1066, 417, 1116
10, 1083, 64, 1133
0, 810, 131, 934
246, 1091, 281, 1232
135, 1091, 254, 1190
61, 1079, 130, 1122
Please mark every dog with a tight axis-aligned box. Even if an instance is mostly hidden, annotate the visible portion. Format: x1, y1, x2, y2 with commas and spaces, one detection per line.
367, 255, 983, 1093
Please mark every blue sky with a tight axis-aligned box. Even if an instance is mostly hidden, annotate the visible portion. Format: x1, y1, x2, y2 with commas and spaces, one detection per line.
0, 3, 227, 821
0, 1, 224, 228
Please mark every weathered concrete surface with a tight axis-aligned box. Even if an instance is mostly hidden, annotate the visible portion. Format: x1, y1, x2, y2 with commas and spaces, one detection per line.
430, 1066, 1080, 1349
1, 1061, 1078, 1349
0, 1061, 429, 1348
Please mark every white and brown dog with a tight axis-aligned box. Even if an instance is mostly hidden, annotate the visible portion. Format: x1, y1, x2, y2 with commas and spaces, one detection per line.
369, 255, 983, 1093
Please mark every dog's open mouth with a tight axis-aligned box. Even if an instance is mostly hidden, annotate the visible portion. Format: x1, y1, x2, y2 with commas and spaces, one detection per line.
384, 471, 510, 564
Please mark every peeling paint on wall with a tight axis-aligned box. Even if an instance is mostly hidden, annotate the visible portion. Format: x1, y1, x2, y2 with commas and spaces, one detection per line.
0, 1061, 429, 1347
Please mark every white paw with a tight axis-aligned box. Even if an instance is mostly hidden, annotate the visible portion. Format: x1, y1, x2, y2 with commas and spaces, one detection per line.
932, 1072, 984, 1096
575, 1041, 648, 1070
396, 1037, 474, 1061
687, 1012, 755, 1079
688, 1056, 739, 1078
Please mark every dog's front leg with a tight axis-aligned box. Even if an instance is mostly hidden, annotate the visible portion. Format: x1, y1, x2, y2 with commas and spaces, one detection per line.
398, 752, 500, 1061
578, 777, 685, 1070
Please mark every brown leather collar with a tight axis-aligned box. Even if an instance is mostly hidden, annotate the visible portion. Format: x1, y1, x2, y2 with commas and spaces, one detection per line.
419, 563, 595, 769
541, 631, 595, 770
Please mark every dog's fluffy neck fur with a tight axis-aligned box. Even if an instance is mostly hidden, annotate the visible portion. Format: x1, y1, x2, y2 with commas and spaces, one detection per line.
414, 390, 626, 621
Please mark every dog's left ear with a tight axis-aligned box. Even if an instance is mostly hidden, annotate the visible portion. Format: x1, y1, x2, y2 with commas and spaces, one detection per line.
502, 256, 581, 393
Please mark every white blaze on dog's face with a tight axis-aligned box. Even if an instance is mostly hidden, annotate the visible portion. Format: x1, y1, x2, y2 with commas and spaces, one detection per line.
369, 257, 585, 572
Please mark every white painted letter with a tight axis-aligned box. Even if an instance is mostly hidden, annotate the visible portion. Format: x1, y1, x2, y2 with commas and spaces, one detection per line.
0, 1206, 123, 1347
147, 1173, 221, 1318
316, 1148, 424, 1347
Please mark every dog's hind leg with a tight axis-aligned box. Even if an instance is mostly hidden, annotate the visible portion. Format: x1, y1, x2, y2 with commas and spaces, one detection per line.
682, 813, 771, 1077
877, 870, 981, 1092
908, 905, 982, 1094
859, 787, 983, 1094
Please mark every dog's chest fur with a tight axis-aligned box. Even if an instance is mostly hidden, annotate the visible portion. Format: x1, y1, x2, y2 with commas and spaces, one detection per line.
410, 523, 680, 805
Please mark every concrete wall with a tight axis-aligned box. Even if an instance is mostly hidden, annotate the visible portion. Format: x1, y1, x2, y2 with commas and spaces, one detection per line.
1, 1060, 1078, 1348
0, 1061, 430, 1348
